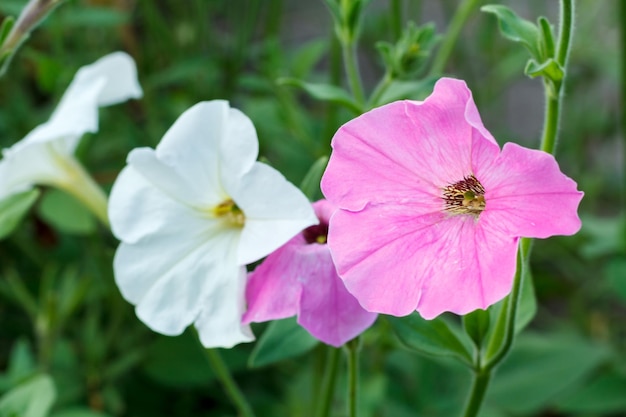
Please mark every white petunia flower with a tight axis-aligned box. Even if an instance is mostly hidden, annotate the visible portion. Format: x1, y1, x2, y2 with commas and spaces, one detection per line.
0, 52, 142, 224
109, 101, 318, 348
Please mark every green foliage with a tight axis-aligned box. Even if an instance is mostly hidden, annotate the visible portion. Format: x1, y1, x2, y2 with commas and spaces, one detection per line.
248, 318, 319, 368
0, 374, 56, 417
0, 189, 39, 239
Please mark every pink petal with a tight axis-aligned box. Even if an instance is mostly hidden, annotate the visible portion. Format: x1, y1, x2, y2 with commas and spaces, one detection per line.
478, 142, 583, 239
297, 245, 377, 347
321, 78, 499, 211
242, 236, 303, 324
328, 204, 517, 318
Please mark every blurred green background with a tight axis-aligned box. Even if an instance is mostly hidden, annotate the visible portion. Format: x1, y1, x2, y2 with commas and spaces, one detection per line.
0, 1, 624, 416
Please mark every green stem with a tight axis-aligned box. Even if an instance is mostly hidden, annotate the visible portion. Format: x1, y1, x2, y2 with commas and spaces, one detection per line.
323, 31, 343, 147
390, 0, 403, 39
540, 0, 574, 155
345, 338, 360, 417
203, 348, 256, 417
620, 0, 626, 243
368, 72, 393, 109
315, 347, 341, 417
429, 0, 481, 76
342, 39, 366, 105
461, 370, 492, 417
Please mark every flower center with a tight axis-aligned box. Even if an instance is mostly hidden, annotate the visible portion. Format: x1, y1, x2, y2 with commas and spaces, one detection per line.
442, 174, 486, 216
213, 198, 245, 227
302, 223, 328, 244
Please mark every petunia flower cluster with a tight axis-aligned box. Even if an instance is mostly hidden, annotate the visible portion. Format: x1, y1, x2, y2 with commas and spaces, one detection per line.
7, 51, 582, 349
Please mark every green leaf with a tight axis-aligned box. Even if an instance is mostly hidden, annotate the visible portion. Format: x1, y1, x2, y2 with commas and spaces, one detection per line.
37, 189, 96, 235
553, 369, 626, 414
0, 339, 37, 392
299, 156, 329, 201
277, 78, 363, 113
0, 189, 40, 239
462, 308, 490, 348
487, 331, 611, 415
605, 256, 626, 302
387, 313, 473, 366
524, 58, 564, 82
248, 317, 319, 368
0, 374, 56, 417
537, 16, 555, 61
481, 5, 542, 60
515, 260, 537, 333
51, 408, 113, 417
0, 16, 15, 44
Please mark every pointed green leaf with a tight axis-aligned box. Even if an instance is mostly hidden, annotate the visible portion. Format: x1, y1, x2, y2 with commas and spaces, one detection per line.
538, 16, 555, 61
387, 313, 473, 366
249, 317, 319, 368
299, 156, 329, 201
515, 262, 536, 333
481, 5, 542, 60
524, 58, 564, 82
0, 189, 40, 239
0, 374, 56, 417
462, 308, 490, 348
0, 16, 15, 44
277, 77, 363, 113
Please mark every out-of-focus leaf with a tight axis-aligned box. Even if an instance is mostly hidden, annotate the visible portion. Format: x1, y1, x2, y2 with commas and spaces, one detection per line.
0, 189, 39, 239
481, 5, 541, 59
387, 313, 473, 366
515, 263, 537, 333
606, 257, 626, 302
51, 408, 113, 417
553, 369, 626, 414
299, 156, 328, 201
0, 16, 15, 44
0, 339, 37, 392
487, 331, 611, 414
56, 7, 129, 27
289, 40, 328, 79
0, 374, 56, 417
277, 78, 362, 113
579, 215, 624, 258
249, 317, 319, 368
37, 189, 96, 235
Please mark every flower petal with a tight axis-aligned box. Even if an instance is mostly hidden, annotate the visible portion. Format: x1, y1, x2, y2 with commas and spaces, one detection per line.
328, 204, 517, 318
195, 268, 255, 348
478, 142, 583, 238
297, 245, 377, 347
242, 237, 304, 324
22, 51, 142, 152
113, 218, 241, 337
233, 162, 318, 265
321, 78, 499, 211
108, 164, 207, 244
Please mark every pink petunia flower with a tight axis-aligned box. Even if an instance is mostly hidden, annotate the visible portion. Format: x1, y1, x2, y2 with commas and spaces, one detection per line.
242, 200, 378, 347
321, 77, 583, 319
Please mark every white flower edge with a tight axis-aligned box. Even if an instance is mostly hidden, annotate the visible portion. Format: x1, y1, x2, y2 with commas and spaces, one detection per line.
109, 101, 317, 348
0, 52, 142, 200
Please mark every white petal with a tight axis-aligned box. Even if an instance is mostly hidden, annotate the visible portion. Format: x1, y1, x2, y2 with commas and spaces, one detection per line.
219, 107, 259, 185
22, 51, 142, 152
232, 162, 318, 265
108, 164, 209, 244
127, 147, 222, 209
0, 141, 73, 198
113, 221, 241, 336
195, 267, 255, 348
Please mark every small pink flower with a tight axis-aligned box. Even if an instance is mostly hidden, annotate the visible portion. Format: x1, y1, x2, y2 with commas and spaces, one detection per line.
321, 77, 583, 319
243, 200, 377, 347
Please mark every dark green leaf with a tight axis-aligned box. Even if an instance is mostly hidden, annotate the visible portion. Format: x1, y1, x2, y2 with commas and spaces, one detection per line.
605, 257, 626, 302
387, 313, 473, 366
515, 262, 536, 333
481, 5, 542, 59
0, 189, 39, 239
553, 369, 626, 414
51, 409, 113, 417
487, 332, 611, 415
0, 374, 56, 417
462, 308, 490, 348
277, 78, 363, 113
248, 317, 319, 368
0, 16, 15, 44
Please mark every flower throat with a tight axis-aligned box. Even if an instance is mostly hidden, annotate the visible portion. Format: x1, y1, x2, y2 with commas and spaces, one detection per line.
442, 174, 486, 216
